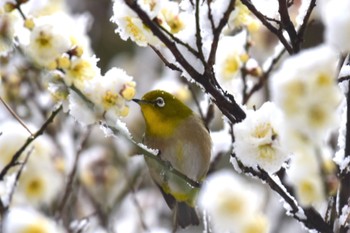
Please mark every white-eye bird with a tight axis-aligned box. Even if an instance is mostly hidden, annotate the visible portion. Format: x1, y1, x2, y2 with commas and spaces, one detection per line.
133, 90, 211, 228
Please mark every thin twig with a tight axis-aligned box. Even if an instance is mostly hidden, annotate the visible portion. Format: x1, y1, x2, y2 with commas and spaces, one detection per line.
0, 147, 33, 217
296, 0, 316, 44
56, 127, 92, 218
338, 80, 350, 233
0, 97, 33, 136
232, 155, 333, 233
0, 105, 62, 181
195, 0, 206, 65
188, 85, 205, 121
241, 0, 293, 54
278, 0, 299, 53
149, 45, 182, 72
243, 46, 286, 104
338, 75, 350, 83
207, 0, 236, 68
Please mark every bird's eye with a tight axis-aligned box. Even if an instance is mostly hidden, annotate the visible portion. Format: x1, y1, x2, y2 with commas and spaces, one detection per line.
155, 97, 165, 107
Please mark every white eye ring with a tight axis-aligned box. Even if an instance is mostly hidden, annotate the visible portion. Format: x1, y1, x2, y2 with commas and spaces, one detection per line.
155, 97, 165, 107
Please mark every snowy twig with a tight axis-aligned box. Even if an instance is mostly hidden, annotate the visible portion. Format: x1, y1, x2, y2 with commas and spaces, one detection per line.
338, 80, 350, 233
296, 0, 316, 45
233, 155, 333, 233
243, 46, 286, 104
240, 0, 293, 54
278, 0, 299, 53
149, 45, 182, 72
0, 105, 62, 181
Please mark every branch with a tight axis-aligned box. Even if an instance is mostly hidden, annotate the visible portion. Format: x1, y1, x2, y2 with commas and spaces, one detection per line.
240, 0, 293, 54
149, 45, 182, 72
296, 0, 316, 44
233, 155, 333, 233
338, 80, 350, 233
207, 0, 236, 68
0, 105, 62, 181
338, 75, 350, 83
0, 147, 33, 217
195, 0, 206, 65
278, 0, 299, 53
56, 127, 92, 220
243, 45, 286, 104
0, 97, 33, 135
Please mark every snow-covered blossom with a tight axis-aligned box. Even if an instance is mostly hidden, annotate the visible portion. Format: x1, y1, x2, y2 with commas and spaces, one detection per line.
272, 45, 342, 148
227, 0, 260, 32
233, 102, 288, 173
3, 206, 64, 233
86, 67, 136, 120
63, 55, 100, 89
158, 1, 187, 34
320, 0, 350, 52
215, 33, 248, 81
198, 170, 267, 233
287, 148, 326, 207
67, 91, 97, 125
111, 0, 160, 47
26, 14, 72, 67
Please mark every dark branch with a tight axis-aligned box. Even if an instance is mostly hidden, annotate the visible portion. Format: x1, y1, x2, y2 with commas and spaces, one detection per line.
0, 105, 62, 181
338, 80, 350, 233
233, 156, 333, 233
149, 45, 182, 72
297, 0, 316, 45
240, 0, 293, 54
278, 0, 299, 53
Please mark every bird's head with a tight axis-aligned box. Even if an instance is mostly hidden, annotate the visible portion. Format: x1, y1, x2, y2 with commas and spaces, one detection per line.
133, 90, 193, 137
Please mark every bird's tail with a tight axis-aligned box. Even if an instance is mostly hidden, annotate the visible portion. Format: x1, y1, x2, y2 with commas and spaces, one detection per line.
175, 202, 199, 228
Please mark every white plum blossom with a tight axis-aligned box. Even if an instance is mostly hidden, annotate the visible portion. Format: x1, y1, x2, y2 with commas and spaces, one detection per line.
3, 206, 64, 233
85, 67, 136, 121
0, 121, 64, 207
287, 147, 326, 207
63, 55, 101, 89
25, 14, 72, 68
158, 1, 187, 35
198, 170, 268, 233
272, 45, 342, 148
111, 0, 161, 47
320, 0, 350, 52
233, 102, 288, 173
227, 0, 261, 32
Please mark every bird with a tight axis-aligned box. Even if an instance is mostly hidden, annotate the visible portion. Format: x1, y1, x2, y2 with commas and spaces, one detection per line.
133, 90, 212, 228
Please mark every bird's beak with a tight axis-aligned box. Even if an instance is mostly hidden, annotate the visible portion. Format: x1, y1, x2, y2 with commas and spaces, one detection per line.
132, 98, 141, 104
132, 99, 150, 105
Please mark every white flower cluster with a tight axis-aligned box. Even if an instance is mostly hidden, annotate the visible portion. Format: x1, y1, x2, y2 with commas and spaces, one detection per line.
3, 206, 64, 233
0, 121, 63, 207
233, 102, 288, 173
272, 45, 342, 149
2, 0, 136, 126
199, 170, 269, 233
271, 45, 342, 206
